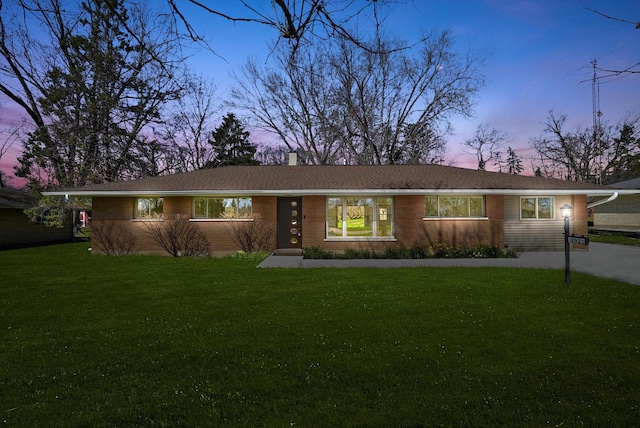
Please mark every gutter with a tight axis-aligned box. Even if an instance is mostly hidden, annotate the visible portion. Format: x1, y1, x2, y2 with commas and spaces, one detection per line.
587, 192, 619, 209
43, 189, 638, 198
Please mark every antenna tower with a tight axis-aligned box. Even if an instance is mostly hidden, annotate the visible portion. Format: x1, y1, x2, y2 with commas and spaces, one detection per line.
592, 60, 603, 183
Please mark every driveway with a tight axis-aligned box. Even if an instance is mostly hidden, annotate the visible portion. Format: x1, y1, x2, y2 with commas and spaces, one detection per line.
259, 243, 640, 285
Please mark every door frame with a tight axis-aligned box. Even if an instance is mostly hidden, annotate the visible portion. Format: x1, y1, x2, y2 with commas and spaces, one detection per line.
277, 197, 303, 249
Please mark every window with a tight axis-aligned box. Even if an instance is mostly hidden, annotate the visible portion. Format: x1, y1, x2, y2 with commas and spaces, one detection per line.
424, 196, 485, 218
135, 198, 163, 219
193, 197, 252, 219
520, 197, 554, 219
327, 197, 393, 238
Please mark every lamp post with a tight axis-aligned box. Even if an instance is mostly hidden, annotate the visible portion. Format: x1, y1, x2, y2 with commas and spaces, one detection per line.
561, 204, 573, 285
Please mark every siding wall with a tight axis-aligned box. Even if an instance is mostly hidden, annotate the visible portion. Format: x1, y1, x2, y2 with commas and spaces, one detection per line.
593, 195, 640, 228
504, 195, 588, 251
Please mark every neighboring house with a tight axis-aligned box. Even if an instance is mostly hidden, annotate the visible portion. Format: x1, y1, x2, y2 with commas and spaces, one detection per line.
0, 188, 73, 249
44, 164, 635, 255
591, 178, 640, 231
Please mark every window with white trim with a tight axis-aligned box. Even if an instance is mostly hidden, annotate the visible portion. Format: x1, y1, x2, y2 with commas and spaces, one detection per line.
193, 197, 252, 219
520, 196, 554, 219
327, 197, 393, 238
135, 198, 164, 219
424, 196, 485, 218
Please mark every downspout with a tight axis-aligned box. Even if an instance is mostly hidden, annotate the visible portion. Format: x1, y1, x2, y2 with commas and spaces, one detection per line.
587, 192, 619, 209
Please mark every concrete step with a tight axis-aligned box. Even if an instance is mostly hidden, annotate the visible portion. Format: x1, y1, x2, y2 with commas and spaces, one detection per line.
274, 248, 304, 256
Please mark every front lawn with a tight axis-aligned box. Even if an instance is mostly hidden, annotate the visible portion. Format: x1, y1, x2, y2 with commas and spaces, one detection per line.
589, 232, 640, 246
1, 243, 639, 426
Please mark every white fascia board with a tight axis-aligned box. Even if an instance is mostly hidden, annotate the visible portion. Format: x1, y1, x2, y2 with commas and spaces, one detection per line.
43, 188, 639, 197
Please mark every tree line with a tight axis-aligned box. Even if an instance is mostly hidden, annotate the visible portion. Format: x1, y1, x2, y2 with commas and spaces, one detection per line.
0, 0, 637, 191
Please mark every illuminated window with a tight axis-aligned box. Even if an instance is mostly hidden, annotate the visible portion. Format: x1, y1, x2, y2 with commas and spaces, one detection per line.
424, 196, 485, 217
193, 197, 252, 219
135, 198, 163, 219
327, 197, 393, 238
520, 197, 554, 219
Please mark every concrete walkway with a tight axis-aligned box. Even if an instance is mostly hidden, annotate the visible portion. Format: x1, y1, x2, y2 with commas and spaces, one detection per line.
258, 243, 640, 285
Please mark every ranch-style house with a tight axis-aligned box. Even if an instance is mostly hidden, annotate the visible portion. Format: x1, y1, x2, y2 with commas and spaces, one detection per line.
44, 163, 636, 255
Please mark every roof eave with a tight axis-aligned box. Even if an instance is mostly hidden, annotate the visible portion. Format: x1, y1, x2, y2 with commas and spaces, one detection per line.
43, 188, 639, 198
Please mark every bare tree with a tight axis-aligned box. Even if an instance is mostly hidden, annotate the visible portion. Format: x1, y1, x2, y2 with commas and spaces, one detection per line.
528, 111, 640, 182
0, 116, 22, 188
163, 75, 220, 171
166, 0, 410, 57
233, 30, 484, 165
463, 124, 509, 171
255, 144, 293, 165
0, 0, 185, 188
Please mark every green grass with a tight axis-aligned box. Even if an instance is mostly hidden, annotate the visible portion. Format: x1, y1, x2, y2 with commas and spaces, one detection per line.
2, 243, 640, 426
590, 233, 640, 246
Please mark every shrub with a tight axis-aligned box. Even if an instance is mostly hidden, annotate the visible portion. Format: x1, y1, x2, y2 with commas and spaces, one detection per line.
226, 214, 275, 253
90, 220, 137, 256
303, 244, 517, 259
144, 214, 210, 257
383, 247, 409, 259
226, 251, 272, 262
303, 246, 336, 259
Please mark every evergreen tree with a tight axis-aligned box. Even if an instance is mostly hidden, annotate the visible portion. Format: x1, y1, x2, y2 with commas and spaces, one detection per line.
206, 113, 259, 167
506, 146, 523, 174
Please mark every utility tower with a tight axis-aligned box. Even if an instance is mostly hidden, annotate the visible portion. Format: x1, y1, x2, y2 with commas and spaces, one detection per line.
591, 60, 603, 183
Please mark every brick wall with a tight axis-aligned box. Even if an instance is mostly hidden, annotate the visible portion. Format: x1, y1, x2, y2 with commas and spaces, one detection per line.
91, 196, 279, 255
299, 194, 504, 253
90, 193, 543, 255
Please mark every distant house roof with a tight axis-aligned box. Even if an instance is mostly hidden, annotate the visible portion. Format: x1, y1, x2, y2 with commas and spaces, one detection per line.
0, 188, 37, 209
610, 178, 640, 189
43, 165, 636, 197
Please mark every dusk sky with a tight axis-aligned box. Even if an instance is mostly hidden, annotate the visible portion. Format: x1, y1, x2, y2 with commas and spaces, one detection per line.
1, 0, 638, 184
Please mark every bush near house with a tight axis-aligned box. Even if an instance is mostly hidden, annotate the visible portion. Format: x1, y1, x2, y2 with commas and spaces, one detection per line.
303, 244, 517, 259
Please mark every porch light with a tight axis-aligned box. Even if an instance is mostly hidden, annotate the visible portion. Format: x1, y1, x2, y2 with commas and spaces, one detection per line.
560, 204, 573, 219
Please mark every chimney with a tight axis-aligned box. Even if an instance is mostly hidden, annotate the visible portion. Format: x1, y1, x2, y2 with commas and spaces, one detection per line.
288, 152, 297, 166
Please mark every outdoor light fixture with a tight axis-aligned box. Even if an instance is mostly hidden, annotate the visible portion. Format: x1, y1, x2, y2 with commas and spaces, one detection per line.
561, 204, 573, 285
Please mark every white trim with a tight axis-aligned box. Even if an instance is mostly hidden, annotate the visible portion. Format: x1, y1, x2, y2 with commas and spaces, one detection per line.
324, 238, 398, 242
587, 192, 619, 209
42, 188, 640, 197
189, 218, 253, 222
423, 217, 489, 221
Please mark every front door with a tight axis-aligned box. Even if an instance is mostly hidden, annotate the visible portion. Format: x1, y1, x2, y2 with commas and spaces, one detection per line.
277, 197, 302, 249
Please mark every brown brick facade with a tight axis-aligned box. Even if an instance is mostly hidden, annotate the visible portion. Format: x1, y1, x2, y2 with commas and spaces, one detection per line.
91, 193, 581, 255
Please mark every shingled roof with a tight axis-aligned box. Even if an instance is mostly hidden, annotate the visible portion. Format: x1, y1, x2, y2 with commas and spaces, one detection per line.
0, 187, 38, 209
44, 164, 632, 197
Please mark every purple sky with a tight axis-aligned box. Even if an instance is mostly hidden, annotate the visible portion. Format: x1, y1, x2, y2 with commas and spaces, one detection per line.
1, 0, 638, 185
